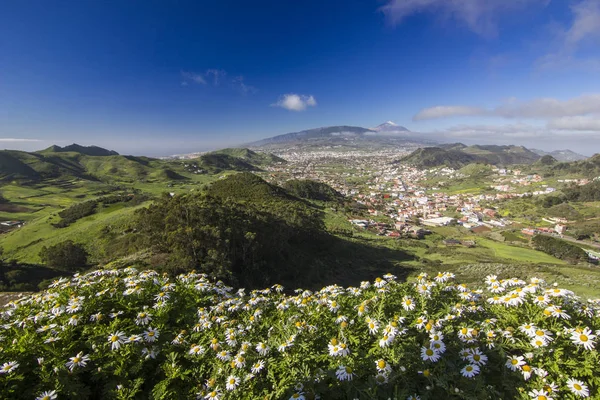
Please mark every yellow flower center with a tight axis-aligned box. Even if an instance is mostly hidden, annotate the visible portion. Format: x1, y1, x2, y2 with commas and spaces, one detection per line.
574, 384, 582, 390
522, 365, 531, 372
73, 357, 80, 363
111, 336, 118, 342
580, 335, 588, 342
511, 359, 518, 365
426, 349, 434, 356
535, 330, 544, 337
466, 366, 473, 372
345, 367, 352, 374
378, 360, 386, 369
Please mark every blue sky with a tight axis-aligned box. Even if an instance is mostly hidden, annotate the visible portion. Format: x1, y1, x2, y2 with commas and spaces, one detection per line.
2, 0, 600, 155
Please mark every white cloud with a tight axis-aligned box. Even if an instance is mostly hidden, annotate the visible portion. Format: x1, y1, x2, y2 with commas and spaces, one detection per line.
414, 94, 600, 121
547, 116, 600, 131
272, 94, 317, 111
380, 0, 548, 37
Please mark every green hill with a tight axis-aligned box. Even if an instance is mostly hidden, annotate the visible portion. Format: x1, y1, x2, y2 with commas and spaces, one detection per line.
39, 143, 119, 156
398, 147, 479, 169
399, 144, 541, 169
210, 147, 287, 165
282, 179, 344, 202
207, 172, 293, 202
0, 151, 41, 181
549, 154, 600, 178
0, 148, 191, 183
197, 153, 261, 172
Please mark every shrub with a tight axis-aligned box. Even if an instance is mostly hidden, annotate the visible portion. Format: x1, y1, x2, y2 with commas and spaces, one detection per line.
39, 240, 88, 271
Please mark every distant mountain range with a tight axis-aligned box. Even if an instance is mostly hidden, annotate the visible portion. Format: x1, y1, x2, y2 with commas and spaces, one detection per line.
399, 143, 542, 168
0, 144, 289, 182
531, 149, 587, 162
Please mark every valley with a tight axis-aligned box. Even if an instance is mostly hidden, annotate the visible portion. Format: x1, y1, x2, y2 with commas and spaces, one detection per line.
1, 132, 599, 297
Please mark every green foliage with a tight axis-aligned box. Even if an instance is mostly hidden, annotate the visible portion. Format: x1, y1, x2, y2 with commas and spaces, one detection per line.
197, 154, 260, 173
39, 240, 89, 271
532, 235, 588, 263
538, 155, 557, 165
564, 181, 600, 202
210, 148, 287, 165
282, 179, 344, 202
53, 201, 97, 228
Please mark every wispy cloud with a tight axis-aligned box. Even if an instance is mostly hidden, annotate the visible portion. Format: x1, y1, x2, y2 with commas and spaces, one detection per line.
414, 106, 486, 120
271, 94, 317, 112
205, 69, 227, 85
379, 0, 548, 38
414, 94, 600, 121
232, 76, 257, 95
181, 71, 207, 85
181, 69, 257, 93
0, 138, 42, 142
547, 116, 600, 131
537, 0, 600, 70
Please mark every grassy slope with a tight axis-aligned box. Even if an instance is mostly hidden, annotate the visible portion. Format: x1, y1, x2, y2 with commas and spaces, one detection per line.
1, 202, 148, 263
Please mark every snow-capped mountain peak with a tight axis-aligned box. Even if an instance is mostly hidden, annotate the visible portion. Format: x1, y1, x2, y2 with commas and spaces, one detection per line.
372, 121, 410, 133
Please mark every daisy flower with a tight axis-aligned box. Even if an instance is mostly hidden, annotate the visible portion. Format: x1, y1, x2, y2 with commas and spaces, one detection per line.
255, 342, 269, 356
366, 319, 380, 335
225, 375, 240, 391
0, 361, 19, 374
65, 352, 90, 371
335, 365, 354, 381
402, 296, 416, 311
143, 327, 159, 343
251, 360, 265, 374
528, 389, 553, 400
566, 378, 589, 398
461, 364, 480, 378
375, 359, 392, 374
570, 328, 596, 351
289, 393, 305, 400
467, 349, 488, 366
374, 372, 388, 385
420, 347, 441, 362
108, 331, 127, 351
135, 311, 152, 326
189, 345, 205, 356
204, 389, 221, 400
506, 355, 525, 371
35, 390, 58, 400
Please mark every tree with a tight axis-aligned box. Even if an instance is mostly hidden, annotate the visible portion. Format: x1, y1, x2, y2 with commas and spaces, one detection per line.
39, 240, 88, 271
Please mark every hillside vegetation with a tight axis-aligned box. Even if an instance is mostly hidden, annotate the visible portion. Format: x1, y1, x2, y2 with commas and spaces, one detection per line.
209, 148, 287, 165
282, 179, 344, 202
